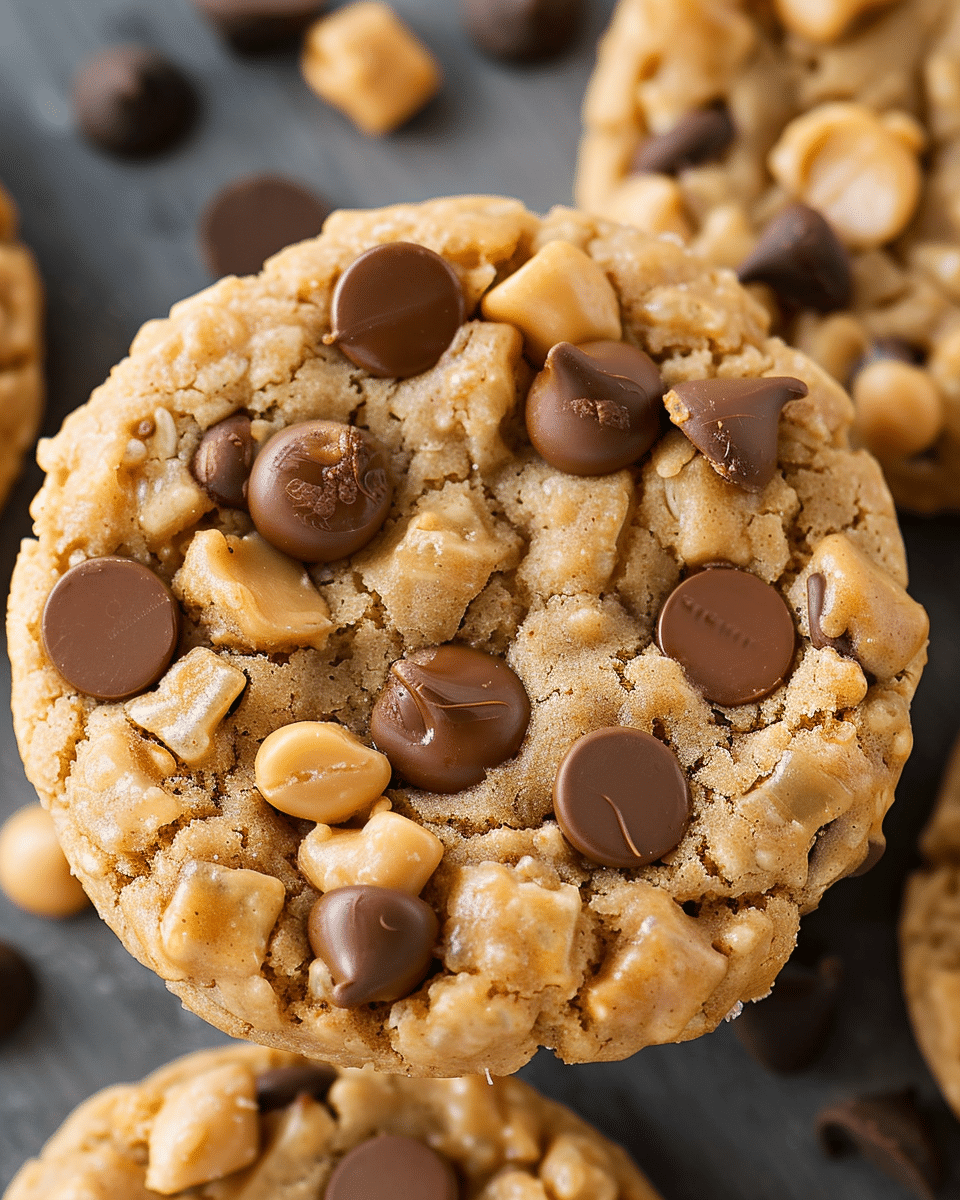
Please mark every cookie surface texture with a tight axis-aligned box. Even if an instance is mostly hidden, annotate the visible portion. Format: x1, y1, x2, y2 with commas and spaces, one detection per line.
7, 195, 926, 1076
576, 0, 960, 512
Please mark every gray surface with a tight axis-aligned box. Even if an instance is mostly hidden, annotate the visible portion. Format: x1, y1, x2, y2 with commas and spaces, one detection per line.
0, 1, 959, 1196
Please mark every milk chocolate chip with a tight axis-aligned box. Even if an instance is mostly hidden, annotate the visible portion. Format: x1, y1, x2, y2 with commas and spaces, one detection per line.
554, 727, 689, 868
200, 176, 329, 278
42, 558, 181, 701
738, 203, 852, 313
657, 567, 796, 706
255, 1063, 337, 1111
191, 413, 254, 508
525, 340, 664, 475
329, 243, 465, 379
461, 0, 583, 62
807, 572, 854, 658
369, 645, 530, 793
0, 942, 36, 1040
326, 1135, 458, 1200
735, 954, 842, 1073
247, 420, 392, 561
309, 885, 438, 1007
193, 0, 325, 53
634, 104, 736, 175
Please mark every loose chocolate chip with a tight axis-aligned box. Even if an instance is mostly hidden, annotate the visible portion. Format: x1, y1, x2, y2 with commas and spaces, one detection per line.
665, 376, 808, 491
525, 340, 664, 475
848, 336, 923, 385
735, 954, 842, 1073
309, 885, 438, 1007
73, 46, 199, 157
633, 104, 736, 175
817, 1090, 941, 1200
738, 203, 852, 313
42, 558, 181, 701
200, 175, 330, 279
369, 645, 530, 793
326, 1135, 458, 1200
657, 566, 796, 706
191, 413, 254, 508
329, 243, 465, 379
461, 0, 583, 62
193, 0, 325, 53
806, 572, 855, 658
0, 942, 37, 1040
255, 1063, 337, 1111
247, 419, 393, 562
554, 727, 689, 868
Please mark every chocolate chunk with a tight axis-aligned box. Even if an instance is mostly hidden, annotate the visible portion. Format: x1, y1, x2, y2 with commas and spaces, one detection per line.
656, 566, 796, 706
0, 942, 37, 1040
807, 572, 855, 658
665, 376, 808, 491
525, 340, 664, 475
255, 1063, 337, 1111
329, 243, 465, 379
247, 419, 393, 562
200, 175, 330, 279
738, 203, 852, 313
461, 0, 583, 62
849, 336, 923, 385
554, 727, 689, 868
73, 46, 199, 157
326, 1134, 458, 1200
633, 104, 736, 175
193, 0, 324, 53
42, 558, 181, 701
735, 954, 842, 1073
817, 1090, 941, 1200
308, 886, 438, 1007
191, 413, 255, 508
369, 645, 530, 793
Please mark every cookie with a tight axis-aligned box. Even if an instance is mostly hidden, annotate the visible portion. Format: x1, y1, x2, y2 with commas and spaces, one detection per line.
3, 1043, 662, 1199
7, 195, 927, 1076
576, 0, 960, 512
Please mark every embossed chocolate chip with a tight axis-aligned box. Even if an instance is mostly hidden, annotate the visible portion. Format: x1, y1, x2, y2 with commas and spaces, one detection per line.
326, 1135, 458, 1200
461, 0, 583, 62
0, 942, 36, 1040
255, 1063, 337, 1111
193, 0, 325, 53
807, 572, 855, 658
247, 419, 393, 561
42, 558, 182, 701
657, 567, 796, 706
525, 340, 664, 475
73, 46, 199, 157
634, 104, 735, 175
191, 413, 254, 508
329, 243, 465, 379
665, 376, 808, 491
735, 954, 842, 1073
369, 645, 530, 793
554, 727, 689, 868
738, 203, 852, 313
308, 885, 438, 1007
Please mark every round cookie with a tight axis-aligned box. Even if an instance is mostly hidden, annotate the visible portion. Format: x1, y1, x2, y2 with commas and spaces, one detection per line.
3, 1043, 662, 1200
577, 0, 960, 512
7, 195, 927, 1076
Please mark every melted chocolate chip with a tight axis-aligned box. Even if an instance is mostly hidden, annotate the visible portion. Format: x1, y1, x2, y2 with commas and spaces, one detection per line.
665, 376, 808, 491
633, 104, 735, 175
42, 558, 182, 701
735, 954, 842, 1073
525, 340, 664, 475
0, 942, 37, 1040
200, 176, 329, 278
807, 572, 855, 658
461, 0, 583, 62
330, 243, 465, 379
326, 1135, 458, 1200
309, 886, 438, 1007
738, 203, 852, 313
554, 727, 689, 868
369, 645, 530, 793
656, 567, 796, 706
247, 420, 393, 562
193, 0, 324, 53
255, 1064, 337, 1111
191, 413, 254, 508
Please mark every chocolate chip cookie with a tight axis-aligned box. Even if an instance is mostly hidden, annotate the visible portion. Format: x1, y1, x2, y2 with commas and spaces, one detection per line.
577, 0, 960, 512
7, 195, 926, 1076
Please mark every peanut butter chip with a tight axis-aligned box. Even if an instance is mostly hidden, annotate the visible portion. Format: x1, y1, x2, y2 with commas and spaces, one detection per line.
190, 413, 254, 508
554, 727, 689, 868
634, 104, 736, 176
330, 242, 465, 379
42, 557, 181, 700
308, 885, 438, 1007
738, 203, 852, 313
657, 567, 796, 706
326, 1135, 458, 1200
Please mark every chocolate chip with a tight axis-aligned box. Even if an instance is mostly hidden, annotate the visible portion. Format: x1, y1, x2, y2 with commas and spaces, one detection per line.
73, 46, 199, 157
737, 203, 852, 313
848, 336, 923, 385
461, 0, 583, 62
255, 1063, 337, 1111
817, 1090, 941, 1200
329, 243, 465, 379
525, 340, 664, 475
554, 727, 689, 868
665, 376, 808, 491
326, 1135, 458, 1200
200, 175, 330, 279
0, 942, 37, 1040
735, 954, 842, 1073
807, 572, 855, 658
633, 104, 735, 175
193, 0, 324, 53
308, 886, 438, 1007
42, 558, 182, 701
369, 645, 530, 793
656, 566, 796, 706
191, 413, 254, 508
247, 420, 393, 562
